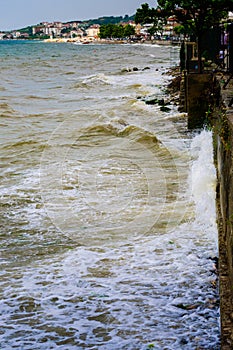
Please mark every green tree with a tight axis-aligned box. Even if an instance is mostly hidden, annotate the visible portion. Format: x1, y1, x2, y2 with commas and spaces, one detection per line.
158, 0, 233, 71
112, 24, 124, 38
99, 24, 135, 39
123, 24, 135, 37
99, 24, 114, 38
135, 3, 156, 24
61, 27, 70, 34
135, 3, 167, 38
136, 1, 233, 72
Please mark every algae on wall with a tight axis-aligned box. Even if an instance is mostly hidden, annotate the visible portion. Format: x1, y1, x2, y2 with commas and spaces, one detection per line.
212, 104, 233, 349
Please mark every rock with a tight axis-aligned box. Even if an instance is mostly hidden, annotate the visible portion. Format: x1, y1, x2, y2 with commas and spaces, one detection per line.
174, 303, 202, 310
160, 106, 171, 112
143, 66, 150, 71
158, 98, 165, 106
144, 94, 171, 108
145, 98, 159, 105
121, 68, 131, 73
145, 96, 170, 108
132, 67, 139, 71
167, 75, 182, 93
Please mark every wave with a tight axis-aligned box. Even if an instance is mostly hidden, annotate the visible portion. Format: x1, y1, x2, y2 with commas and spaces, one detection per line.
0, 102, 12, 109
190, 129, 217, 234
25, 95, 55, 101
125, 43, 162, 48
2, 138, 45, 151
0, 102, 17, 118
79, 122, 159, 146
74, 73, 112, 89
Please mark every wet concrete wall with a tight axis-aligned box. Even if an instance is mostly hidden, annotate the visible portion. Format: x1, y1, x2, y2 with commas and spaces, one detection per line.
214, 106, 233, 349
182, 73, 233, 348
186, 73, 215, 128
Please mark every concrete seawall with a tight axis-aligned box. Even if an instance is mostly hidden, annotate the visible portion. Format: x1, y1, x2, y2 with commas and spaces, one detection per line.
182, 72, 233, 348
214, 85, 233, 349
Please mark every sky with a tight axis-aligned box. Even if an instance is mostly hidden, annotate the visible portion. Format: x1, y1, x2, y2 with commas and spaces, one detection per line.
0, 0, 157, 31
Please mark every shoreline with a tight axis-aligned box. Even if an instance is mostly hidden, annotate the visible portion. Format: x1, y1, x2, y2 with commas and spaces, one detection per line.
43, 37, 180, 46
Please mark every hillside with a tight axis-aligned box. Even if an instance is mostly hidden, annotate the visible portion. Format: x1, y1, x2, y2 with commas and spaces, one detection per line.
16, 14, 135, 33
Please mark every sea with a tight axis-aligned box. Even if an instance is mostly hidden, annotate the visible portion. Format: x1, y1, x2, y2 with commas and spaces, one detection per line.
0, 40, 219, 349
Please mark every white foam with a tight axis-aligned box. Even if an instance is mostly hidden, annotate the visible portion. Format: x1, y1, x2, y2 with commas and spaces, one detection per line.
190, 129, 218, 246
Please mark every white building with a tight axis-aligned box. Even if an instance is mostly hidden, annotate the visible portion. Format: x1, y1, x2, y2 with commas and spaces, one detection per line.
86, 24, 100, 39
12, 31, 21, 38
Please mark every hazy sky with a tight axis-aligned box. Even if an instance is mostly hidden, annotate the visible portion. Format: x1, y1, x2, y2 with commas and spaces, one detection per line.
0, 0, 157, 31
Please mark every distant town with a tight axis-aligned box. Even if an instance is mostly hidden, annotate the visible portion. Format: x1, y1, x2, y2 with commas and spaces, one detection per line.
2, 11, 233, 44
0, 15, 184, 43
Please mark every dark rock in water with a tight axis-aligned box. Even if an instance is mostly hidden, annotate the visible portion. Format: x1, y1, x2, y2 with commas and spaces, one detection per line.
160, 106, 171, 112
121, 68, 131, 73
145, 98, 159, 105
144, 95, 171, 108
174, 303, 202, 310
158, 98, 165, 106
122, 67, 149, 73
167, 75, 181, 93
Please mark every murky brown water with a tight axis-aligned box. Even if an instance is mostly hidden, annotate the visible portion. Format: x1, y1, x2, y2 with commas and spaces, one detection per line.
0, 41, 219, 349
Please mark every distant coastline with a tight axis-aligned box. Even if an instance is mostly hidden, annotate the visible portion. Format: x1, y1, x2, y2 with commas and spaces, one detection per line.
0, 14, 180, 44
43, 37, 178, 46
